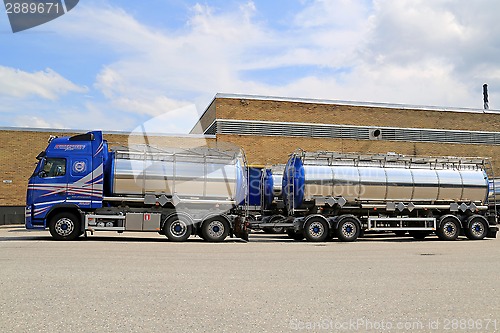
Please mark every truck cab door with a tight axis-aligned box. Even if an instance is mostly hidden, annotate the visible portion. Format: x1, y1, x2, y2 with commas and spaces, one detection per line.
66, 158, 93, 208
29, 157, 69, 221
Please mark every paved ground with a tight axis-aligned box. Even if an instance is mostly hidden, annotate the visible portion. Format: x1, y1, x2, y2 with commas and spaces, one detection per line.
0, 226, 499, 332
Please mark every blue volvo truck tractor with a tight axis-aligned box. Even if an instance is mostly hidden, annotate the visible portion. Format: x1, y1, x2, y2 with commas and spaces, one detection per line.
26, 131, 248, 242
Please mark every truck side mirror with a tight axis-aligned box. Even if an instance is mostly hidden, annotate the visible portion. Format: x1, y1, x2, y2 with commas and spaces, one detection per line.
36, 151, 46, 160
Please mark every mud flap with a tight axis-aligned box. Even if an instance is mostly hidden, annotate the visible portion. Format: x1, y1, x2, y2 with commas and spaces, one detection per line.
487, 226, 498, 238
233, 216, 249, 241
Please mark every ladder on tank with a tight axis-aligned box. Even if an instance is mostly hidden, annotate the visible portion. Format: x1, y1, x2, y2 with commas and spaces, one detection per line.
483, 159, 498, 218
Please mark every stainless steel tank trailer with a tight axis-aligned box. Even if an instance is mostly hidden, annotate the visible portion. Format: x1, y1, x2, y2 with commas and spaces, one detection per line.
272, 150, 498, 242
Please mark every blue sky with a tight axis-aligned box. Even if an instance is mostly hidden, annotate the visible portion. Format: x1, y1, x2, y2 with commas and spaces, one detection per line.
1, 0, 499, 133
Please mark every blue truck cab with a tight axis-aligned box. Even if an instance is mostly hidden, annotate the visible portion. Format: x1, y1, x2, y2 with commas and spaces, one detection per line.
26, 131, 108, 237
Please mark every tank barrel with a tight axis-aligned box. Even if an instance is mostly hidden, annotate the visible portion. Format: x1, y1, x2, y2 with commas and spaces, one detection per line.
111, 145, 247, 204
283, 151, 489, 212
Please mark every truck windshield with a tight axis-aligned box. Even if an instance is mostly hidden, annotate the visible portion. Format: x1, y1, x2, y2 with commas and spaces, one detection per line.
40, 158, 66, 178
31, 159, 43, 178
30, 151, 47, 178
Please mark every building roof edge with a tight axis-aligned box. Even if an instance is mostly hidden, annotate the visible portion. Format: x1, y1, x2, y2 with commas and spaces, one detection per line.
215, 93, 500, 115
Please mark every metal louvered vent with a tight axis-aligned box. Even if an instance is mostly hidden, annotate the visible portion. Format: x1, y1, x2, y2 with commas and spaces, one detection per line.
204, 121, 217, 135
210, 119, 500, 145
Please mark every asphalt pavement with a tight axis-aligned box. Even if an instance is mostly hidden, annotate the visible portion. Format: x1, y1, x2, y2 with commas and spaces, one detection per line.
0, 226, 499, 332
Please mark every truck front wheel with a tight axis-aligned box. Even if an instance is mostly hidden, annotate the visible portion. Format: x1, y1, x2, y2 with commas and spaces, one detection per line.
201, 217, 229, 242
49, 212, 81, 241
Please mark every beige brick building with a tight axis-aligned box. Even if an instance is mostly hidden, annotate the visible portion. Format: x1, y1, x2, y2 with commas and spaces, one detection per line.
192, 94, 500, 167
2, 93, 500, 224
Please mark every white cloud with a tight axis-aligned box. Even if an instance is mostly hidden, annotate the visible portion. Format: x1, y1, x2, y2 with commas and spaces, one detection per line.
294, 0, 369, 29
129, 104, 200, 135
109, 96, 192, 117
14, 115, 56, 129
358, 0, 500, 108
48, 2, 278, 132
0, 66, 87, 100
264, 0, 500, 109
8, 0, 500, 133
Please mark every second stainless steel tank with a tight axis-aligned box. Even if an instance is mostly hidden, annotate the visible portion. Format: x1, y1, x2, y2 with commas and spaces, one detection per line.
283, 151, 489, 210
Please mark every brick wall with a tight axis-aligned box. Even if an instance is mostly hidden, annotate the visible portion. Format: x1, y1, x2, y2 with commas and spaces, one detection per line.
0, 130, 52, 206
216, 98, 500, 132
217, 134, 500, 173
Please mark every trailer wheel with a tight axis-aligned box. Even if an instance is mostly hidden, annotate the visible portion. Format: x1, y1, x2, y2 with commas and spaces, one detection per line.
393, 231, 406, 237
287, 230, 304, 241
201, 217, 229, 242
335, 216, 360, 242
465, 215, 488, 240
304, 217, 329, 242
164, 215, 192, 242
437, 216, 460, 241
49, 212, 81, 241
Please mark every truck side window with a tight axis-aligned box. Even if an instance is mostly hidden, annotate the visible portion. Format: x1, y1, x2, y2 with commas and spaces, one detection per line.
40, 158, 66, 178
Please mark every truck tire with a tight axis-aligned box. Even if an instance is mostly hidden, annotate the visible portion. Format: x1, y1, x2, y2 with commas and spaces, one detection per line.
304, 217, 329, 242
437, 216, 460, 241
335, 216, 360, 242
201, 217, 229, 242
49, 212, 81, 241
164, 215, 192, 242
464, 215, 488, 240
393, 230, 406, 237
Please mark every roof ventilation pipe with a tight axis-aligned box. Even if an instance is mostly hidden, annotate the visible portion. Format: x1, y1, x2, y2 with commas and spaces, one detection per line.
483, 83, 489, 110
